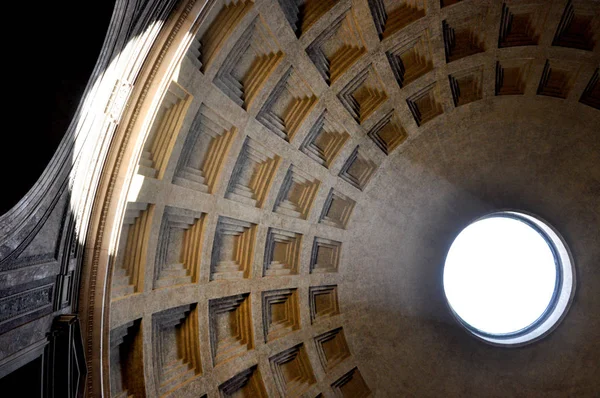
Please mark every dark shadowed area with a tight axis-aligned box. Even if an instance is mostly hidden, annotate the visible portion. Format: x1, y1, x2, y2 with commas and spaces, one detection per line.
0, 1, 115, 214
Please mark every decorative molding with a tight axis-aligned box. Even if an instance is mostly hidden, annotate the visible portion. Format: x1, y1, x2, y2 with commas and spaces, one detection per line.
338, 146, 377, 191
269, 343, 316, 397
314, 327, 350, 371
0, 282, 54, 334
278, 0, 340, 38
309, 285, 340, 323
225, 137, 281, 208
337, 65, 388, 124
219, 365, 267, 397
273, 165, 321, 220
263, 228, 303, 276
331, 367, 371, 397
367, 0, 427, 40
310, 237, 341, 273
257, 67, 318, 142
0, 191, 69, 270
84, 2, 199, 396
449, 65, 484, 107
579, 68, 599, 110
367, 110, 407, 155
173, 104, 237, 194
319, 189, 356, 229
46, 315, 88, 398
214, 17, 284, 110
262, 288, 300, 342
210, 216, 257, 280
306, 9, 366, 85
152, 304, 201, 396
209, 293, 253, 365
386, 30, 434, 89
300, 111, 349, 168
1, 0, 598, 397
0, 338, 48, 379
105, 80, 133, 123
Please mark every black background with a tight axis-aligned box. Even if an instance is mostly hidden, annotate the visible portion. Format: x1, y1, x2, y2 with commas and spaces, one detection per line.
1, 2, 116, 215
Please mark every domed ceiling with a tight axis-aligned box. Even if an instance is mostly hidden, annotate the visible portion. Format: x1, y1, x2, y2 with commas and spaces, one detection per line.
104, 0, 600, 396
1, 0, 598, 397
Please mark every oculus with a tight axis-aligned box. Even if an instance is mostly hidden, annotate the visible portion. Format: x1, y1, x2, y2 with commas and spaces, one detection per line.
443, 211, 575, 346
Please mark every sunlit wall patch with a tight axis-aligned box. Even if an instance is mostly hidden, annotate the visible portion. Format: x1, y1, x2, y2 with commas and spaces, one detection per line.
443, 211, 575, 346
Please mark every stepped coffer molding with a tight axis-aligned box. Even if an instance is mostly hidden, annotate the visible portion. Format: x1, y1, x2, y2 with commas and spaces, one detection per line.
3, 1, 599, 397
110, 320, 145, 398
262, 288, 301, 342
441, 0, 463, 8
153, 207, 205, 289
442, 10, 487, 63
449, 65, 484, 107
194, 0, 254, 72
257, 67, 318, 143
306, 8, 367, 85
579, 68, 599, 109
273, 165, 321, 220
339, 146, 377, 191
263, 228, 303, 276
269, 343, 316, 397
213, 17, 284, 110
314, 327, 351, 372
319, 189, 356, 229
337, 65, 388, 124
309, 285, 340, 323
210, 216, 257, 280
310, 237, 342, 273
368, 0, 427, 40
367, 110, 407, 155
386, 29, 434, 89
219, 365, 268, 397
495, 58, 534, 95
138, 82, 192, 179
225, 137, 281, 208
208, 293, 253, 365
278, 0, 340, 38
173, 104, 237, 194
152, 304, 201, 397
331, 367, 371, 397
406, 82, 444, 126
498, 1, 548, 48
552, 0, 597, 51
536, 59, 581, 99
300, 110, 350, 168
111, 203, 153, 300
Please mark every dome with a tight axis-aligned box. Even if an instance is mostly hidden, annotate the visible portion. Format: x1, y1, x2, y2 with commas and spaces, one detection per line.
0, 0, 599, 397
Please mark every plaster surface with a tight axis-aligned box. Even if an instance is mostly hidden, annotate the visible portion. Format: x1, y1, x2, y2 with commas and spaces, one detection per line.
342, 98, 600, 397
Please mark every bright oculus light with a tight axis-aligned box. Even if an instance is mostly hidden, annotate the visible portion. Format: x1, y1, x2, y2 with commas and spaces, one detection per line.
443, 211, 575, 346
